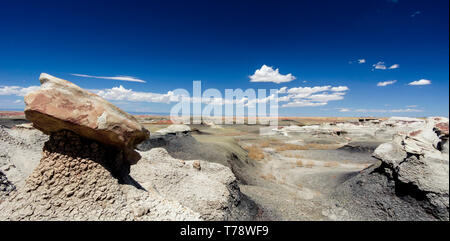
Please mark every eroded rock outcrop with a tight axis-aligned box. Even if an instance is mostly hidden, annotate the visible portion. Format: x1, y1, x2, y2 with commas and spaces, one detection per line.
331, 117, 449, 220
0, 74, 203, 220
24, 73, 149, 165
0, 130, 200, 220
132, 148, 257, 221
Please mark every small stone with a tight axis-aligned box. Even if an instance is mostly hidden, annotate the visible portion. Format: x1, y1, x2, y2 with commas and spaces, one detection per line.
192, 161, 201, 171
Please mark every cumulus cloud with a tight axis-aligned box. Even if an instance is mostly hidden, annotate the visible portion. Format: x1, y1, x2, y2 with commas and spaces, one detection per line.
281, 85, 349, 108
1, 82, 348, 110
71, 73, 146, 83
408, 79, 431, 86
287, 86, 331, 95
0, 85, 40, 96
277, 87, 288, 94
249, 65, 296, 84
331, 86, 349, 92
358, 59, 366, 64
377, 80, 397, 87
373, 62, 387, 70
307, 92, 345, 102
389, 64, 400, 69
95, 85, 175, 103
282, 101, 328, 107
372, 62, 399, 70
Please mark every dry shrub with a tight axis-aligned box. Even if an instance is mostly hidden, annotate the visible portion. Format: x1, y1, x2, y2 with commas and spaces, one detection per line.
296, 160, 304, 167
296, 183, 303, 188
275, 143, 336, 152
245, 145, 265, 160
275, 144, 307, 152
247, 145, 264, 161
305, 161, 315, 168
324, 161, 339, 168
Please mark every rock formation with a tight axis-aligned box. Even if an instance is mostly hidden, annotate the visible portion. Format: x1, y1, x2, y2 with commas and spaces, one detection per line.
0, 73, 201, 220
331, 117, 449, 220
132, 148, 257, 220
1, 73, 256, 221
24, 73, 149, 165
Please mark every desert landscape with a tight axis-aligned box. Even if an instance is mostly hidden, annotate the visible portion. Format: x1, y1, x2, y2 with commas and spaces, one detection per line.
0, 74, 448, 221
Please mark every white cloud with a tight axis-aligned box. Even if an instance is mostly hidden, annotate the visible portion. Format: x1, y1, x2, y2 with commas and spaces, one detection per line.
13, 99, 22, 104
372, 62, 399, 70
277, 87, 287, 94
390, 108, 423, 113
358, 59, 366, 64
249, 65, 296, 84
95, 85, 175, 103
281, 85, 349, 108
282, 101, 328, 107
355, 108, 423, 113
373, 62, 387, 70
71, 73, 146, 83
389, 64, 399, 69
0, 85, 40, 96
278, 95, 291, 102
338, 108, 351, 112
406, 105, 418, 108
331, 86, 349, 92
408, 79, 431, 86
287, 86, 331, 95
377, 80, 397, 87
307, 93, 345, 102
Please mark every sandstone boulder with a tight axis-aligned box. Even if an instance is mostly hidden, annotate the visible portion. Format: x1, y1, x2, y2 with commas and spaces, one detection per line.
24, 73, 149, 164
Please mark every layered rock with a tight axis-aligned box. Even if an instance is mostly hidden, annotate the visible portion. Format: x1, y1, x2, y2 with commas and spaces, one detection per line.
0, 130, 200, 220
24, 73, 149, 165
331, 117, 449, 220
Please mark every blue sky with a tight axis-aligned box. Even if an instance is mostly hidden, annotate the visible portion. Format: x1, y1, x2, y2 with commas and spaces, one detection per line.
0, 0, 448, 117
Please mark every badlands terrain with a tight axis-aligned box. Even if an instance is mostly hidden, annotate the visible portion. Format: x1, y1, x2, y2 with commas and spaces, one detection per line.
0, 74, 448, 221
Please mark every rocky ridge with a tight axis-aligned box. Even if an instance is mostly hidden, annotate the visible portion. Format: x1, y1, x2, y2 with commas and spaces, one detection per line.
330, 117, 449, 220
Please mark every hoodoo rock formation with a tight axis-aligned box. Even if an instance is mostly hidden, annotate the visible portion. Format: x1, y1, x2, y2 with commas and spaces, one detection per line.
24, 73, 149, 165
0, 74, 201, 220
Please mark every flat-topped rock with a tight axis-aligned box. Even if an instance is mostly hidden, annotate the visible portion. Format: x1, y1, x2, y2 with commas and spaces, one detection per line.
24, 73, 149, 164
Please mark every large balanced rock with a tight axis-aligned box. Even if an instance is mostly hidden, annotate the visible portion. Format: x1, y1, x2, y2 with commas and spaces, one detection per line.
330, 117, 449, 220
24, 73, 149, 165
